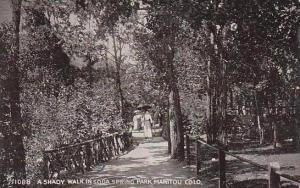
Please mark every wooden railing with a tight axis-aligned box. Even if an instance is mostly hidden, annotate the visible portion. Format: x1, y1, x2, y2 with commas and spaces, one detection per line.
228, 106, 296, 116
42, 132, 132, 179
185, 133, 300, 188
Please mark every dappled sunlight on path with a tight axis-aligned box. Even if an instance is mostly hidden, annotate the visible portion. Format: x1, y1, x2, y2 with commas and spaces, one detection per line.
66, 137, 210, 188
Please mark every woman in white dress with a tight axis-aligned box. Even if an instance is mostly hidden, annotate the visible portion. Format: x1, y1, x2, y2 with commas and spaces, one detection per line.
142, 110, 153, 138
133, 110, 142, 130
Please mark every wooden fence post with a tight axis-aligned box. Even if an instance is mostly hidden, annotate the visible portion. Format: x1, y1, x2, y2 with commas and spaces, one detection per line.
268, 162, 280, 188
115, 134, 119, 152
124, 132, 130, 149
43, 152, 49, 179
196, 140, 201, 175
85, 143, 92, 171
108, 136, 113, 160
79, 145, 85, 174
186, 134, 191, 165
218, 148, 226, 188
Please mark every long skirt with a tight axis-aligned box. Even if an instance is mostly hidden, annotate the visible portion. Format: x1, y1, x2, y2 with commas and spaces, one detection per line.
143, 121, 153, 138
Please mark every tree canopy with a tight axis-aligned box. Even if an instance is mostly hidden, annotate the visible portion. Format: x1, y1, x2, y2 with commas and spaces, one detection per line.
0, 0, 299, 186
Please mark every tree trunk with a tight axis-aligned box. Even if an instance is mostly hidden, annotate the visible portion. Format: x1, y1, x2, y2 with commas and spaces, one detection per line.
105, 45, 110, 84
161, 103, 171, 153
111, 32, 125, 121
206, 57, 214, 143
165, 104, 171, 154
219, 83, 228, 144
86, 54, 94, 129
296, 22, 300, 146
169, 91, 177, 157
166, 51, 184, 161
7, 0, 26, 185
207, 25, 223, 144
254, 90, 264, 145
273, 122, 278, 148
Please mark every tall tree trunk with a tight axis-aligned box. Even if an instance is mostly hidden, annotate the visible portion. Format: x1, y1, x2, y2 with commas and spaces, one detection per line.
219, 81, 228, 144
206, 58, 213, 143
105, 45, 110, 84
295, 23, 300, 146
217, 50, 228, 144
166, 48, 184, 161
208, 25, 224, 144
86, 54, 94, 129
111, 32, 125, 121
7, 0, 26, 185
254, 90, 264, 145
169, 91, 177, 157
166, 111, 171, 154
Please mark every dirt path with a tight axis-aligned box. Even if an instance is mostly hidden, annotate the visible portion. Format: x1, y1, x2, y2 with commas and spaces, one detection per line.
65, 137, 215, 188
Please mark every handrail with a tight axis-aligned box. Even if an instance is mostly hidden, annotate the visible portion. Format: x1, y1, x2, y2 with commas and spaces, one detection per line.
223, 150, 268, 171
44, 132, 120, 153
42, 131, 132, 179
185, 133, 300, 186
187, 134, 268, 171
276, 171, 300, 184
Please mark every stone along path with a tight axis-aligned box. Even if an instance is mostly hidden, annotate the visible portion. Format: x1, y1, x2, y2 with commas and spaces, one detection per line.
66, 137, 212, 188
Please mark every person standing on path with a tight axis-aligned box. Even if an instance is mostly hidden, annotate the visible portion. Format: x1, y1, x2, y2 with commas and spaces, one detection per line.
133, 110, 142, 130
142, 110, 153, 138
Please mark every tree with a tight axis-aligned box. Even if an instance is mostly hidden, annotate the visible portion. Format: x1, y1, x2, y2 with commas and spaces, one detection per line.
132, 4, 185, 160
0, 22, 14, 188
4, 0, 26, 186
165, 0, 300, 145
296, 12, 300, 146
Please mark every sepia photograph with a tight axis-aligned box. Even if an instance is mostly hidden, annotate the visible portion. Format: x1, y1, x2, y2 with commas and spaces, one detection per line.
0, 0, 300, 187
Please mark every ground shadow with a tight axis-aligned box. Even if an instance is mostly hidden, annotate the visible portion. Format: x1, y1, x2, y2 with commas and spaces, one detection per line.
59, 137, 204, 188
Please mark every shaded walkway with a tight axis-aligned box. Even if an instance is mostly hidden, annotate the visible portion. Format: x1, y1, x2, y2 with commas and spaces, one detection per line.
66, 137, 211, 188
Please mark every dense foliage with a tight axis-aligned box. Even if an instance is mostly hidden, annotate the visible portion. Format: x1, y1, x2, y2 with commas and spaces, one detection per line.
0, 0, 299, 186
